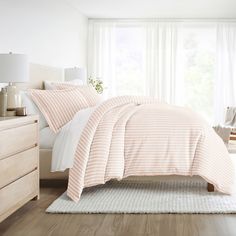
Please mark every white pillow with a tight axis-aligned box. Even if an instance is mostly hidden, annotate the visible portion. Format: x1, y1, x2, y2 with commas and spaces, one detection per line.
21, 91, 48, 130
44, 79, 83, 90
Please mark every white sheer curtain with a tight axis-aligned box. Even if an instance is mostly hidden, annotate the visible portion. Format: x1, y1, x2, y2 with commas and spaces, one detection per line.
88, 21, 117, 97
145, 22, 183, 104
214, 23, 236, 124
88, 20, 183, 102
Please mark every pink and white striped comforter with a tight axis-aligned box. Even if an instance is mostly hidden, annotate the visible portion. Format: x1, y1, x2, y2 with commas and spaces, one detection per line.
67, 96, 234, 202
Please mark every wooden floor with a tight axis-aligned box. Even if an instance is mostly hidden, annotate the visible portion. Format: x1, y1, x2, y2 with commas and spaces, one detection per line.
1, 187, 236, 236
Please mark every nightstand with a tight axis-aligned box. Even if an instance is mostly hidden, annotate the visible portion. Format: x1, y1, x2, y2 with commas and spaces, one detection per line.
0, 115, 39, 222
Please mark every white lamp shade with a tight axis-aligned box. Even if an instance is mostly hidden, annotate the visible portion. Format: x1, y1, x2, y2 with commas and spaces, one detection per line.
64, 67, 86, 83
0, 54, 29, 83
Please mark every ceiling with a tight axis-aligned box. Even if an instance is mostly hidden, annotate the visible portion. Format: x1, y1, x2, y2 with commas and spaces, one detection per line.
66, 0, 236, 18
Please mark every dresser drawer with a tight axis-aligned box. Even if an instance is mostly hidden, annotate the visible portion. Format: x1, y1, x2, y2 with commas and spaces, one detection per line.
0, 170, 38, 222
0, 147, 38, 188
0, 123, 38, 159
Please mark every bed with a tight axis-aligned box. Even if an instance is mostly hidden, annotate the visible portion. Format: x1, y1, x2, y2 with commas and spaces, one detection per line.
26, 64, 234, 203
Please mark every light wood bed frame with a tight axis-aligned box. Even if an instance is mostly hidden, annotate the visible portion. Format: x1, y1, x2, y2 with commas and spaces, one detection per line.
28, 63, 213, 192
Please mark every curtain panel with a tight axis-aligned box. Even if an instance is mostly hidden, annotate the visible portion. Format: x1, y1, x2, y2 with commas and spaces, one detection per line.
88, 21, 117, 97
214, 23, 236, 124
145, 22, 183, 104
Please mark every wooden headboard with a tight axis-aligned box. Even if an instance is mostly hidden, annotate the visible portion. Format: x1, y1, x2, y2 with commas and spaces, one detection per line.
21, 63, 64, 90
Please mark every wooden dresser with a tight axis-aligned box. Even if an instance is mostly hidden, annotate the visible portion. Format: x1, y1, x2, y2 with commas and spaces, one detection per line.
0, 115, 39, 223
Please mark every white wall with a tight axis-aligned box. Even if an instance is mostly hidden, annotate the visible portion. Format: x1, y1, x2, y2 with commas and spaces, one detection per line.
67, 0, 236, 18
0, 0, 88, 68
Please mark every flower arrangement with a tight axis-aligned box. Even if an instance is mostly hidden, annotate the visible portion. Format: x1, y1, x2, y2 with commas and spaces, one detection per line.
88, 77, 104, 94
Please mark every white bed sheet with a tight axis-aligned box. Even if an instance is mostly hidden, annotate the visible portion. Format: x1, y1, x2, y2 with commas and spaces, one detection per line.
51, 107, 95, 172
39, 127, 57, 149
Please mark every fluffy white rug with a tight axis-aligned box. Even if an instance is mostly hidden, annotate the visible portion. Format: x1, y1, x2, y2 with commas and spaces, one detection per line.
46, 179, 236, 214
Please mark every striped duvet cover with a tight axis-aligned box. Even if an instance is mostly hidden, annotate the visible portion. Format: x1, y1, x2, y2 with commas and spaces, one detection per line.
67, 96, 234, 202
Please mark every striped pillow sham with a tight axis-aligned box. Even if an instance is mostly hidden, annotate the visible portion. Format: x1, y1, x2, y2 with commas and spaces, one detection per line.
30, 89, 89, 133
52, 84, 102, 107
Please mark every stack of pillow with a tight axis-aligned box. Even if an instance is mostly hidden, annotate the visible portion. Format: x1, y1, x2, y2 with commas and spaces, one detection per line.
22, 80, 102, 133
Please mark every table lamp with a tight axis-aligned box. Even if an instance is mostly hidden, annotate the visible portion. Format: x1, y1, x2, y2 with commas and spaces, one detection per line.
64, 67, 86, 84
0, 53, 29, 110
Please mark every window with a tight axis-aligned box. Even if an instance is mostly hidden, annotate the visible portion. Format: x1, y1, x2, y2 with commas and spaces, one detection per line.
115, 26, 146, 96
181, 25, 216, 123
114, 25, 217, 122
88, 21, 220, 123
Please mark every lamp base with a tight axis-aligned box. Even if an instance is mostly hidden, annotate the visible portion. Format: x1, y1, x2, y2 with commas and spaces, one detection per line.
6, 83, 21, 110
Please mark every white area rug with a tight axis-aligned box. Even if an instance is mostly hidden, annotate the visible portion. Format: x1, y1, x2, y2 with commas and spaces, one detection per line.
46, 180, 236, 214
